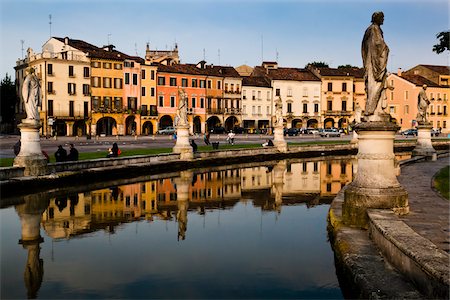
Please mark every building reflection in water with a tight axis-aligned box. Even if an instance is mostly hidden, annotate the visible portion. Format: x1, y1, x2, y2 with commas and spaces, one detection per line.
40, 158, 355, 242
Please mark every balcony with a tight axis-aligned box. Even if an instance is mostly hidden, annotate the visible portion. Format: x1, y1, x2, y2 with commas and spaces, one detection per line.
323, 110, 352, 116
225, 107, 242, 115
48, 90, 56, 95
207, 108, 225, 114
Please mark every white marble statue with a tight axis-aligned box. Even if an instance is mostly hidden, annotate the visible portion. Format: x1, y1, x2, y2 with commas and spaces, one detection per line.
21, 68, 42, 121
417, 84, 430, 124
274, 97, 283, 126
177, 89, 188, 126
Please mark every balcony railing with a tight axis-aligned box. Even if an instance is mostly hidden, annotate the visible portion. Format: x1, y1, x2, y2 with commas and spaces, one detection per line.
323, 110, 352, 116
224, 107, 242, 114
206, 108, 225, 114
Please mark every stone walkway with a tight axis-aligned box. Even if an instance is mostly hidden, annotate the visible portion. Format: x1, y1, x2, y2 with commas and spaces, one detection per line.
398, 156, 450, 253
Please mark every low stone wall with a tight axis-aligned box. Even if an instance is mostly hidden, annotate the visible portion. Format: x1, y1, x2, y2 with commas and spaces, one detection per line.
0, 166, 24, 181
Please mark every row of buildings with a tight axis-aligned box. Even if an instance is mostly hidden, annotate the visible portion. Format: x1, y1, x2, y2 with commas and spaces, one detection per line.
15, 37, 449, 137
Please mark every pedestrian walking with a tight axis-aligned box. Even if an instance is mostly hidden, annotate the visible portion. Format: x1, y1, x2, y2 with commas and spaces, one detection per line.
204, 132, 210, 145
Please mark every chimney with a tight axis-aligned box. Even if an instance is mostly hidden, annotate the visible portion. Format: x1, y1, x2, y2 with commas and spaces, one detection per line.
64, 37, 69, 45
397, 68, 402, 76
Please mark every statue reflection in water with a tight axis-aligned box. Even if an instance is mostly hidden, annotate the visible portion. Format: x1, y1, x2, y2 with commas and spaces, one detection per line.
15, 193, 49, 299
175, 171, 193, 241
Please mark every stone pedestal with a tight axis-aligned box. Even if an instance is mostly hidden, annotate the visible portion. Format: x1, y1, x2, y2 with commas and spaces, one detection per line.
343, 121, 408, 228
272, 161, 286, 213
350, 130, 359, 144
173, 124, 193, 160
14, 120, 48, 176
273, 126, 287, 152
412, 123, 436, 161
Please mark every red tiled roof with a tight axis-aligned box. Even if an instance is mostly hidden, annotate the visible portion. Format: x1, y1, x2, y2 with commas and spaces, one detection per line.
54, 37, 135, 61
253, 66, 320, 81
400, 74, 440, 87
417, 65, 450, 75
242, 76, 271, 88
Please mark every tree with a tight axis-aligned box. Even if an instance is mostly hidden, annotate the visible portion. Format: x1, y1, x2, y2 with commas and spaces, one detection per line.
432, 31, 449, 54
0, 73, 17, 125
305, 61, 329, 68
338, 64, 358, 69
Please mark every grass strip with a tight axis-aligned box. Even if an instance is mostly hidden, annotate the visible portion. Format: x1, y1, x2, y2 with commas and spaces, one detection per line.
434, 166, 449, 200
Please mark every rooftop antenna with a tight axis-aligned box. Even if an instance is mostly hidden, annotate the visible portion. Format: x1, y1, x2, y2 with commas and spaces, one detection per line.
48, 14, 52, 37
21, 40, 24, 59
134, 42, 138, 56
261, 34, 264, 63
203, 48, 206, 61
107, 33, 111, 45
218, 49, 221, 65
276, 48, 279, 62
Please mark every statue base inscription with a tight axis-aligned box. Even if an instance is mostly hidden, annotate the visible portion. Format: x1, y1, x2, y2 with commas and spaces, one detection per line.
412, 123, 436, 161
343, 121, 408, 228
173, 124, 193, 160
14, 120, 48, 176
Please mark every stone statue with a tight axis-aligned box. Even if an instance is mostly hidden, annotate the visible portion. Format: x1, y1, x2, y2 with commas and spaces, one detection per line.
362, 11, 389, 119
177, 89, 188, 126
274, 97, 283, 126
354, 103, 363, 124
417, 84, 430, 124
21, 68, 42, 121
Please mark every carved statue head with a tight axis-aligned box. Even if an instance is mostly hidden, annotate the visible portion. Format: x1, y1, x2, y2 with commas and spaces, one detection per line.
422, 84, 427, 90
371, 11, 384, 25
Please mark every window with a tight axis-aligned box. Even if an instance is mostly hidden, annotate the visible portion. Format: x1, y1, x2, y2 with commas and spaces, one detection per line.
91, 61, 100, 68
114, 63, 122, 70
151, 70, 155, 80
390, 91, 394, 100
236, 84, 240, 93
342, 100, 347, 111
252, 90, 256, 100
158, 76, 165, 86
104, 97, 112, 109
141, 105, 148, 115
48, 82, 54, 93
327, 163, 332, 175
103, 77, 112, 88
141, 70, 146, 80
181, 78, 188, 87
200, 98, 205, 108
303, 87, 308, 97
69, 65, 74, 77
444, 105, 447, 115
103, 62, 111, 69
170, 77, 177, 86
327, 100, 332, 111
192, 97, 196, 108
314, 103, 319, 113
114, 97, 122, 110
225, 83, 229, 92
151, 87, 155, 97
68, 83, 76, 95
48, 100, 53, 116
83, 67, 89, 78
258, 91, 261, 100
267, 91, 270, 100
92, 96, 100, 109
218, 81, 222, 90
404, 105, 409, 114
69, 101, 74, 117
141, 87, 146, 96
275, 88, 280, 96
114, 78, 123, 89
170, 96, 175, 107
200, 80, 206, 88
192, 79, 197, 87
47, 64, 53, 75
258, 106, 261, 115
133, 74, 138, 85
302, 163, 307, 173
84, 102, 89, 118
313, 162, 318, 172
287, 88, 292, 97
159, 96, 164, 107
342, 82, 347, 92
404, 91, 408, 100
125, 73, 130, 85
287, 103, 292, 113
443, 121, 447, 128
303, 103, 308, 113
243, 90, 246, 99
266, 106, 270, 115
327, 82, 333, 92
83, 84, 90, 96
207, 80, 212, 89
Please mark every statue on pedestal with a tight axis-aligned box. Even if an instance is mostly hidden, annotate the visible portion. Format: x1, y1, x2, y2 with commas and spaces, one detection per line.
417, 84, 430, 124
21, 68, 42, 121
176, 89, 188, 126
362, 11, 389, 120
274, 97, 283, 126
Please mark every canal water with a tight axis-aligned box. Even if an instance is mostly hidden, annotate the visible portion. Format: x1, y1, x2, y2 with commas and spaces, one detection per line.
2, 155, 399, 299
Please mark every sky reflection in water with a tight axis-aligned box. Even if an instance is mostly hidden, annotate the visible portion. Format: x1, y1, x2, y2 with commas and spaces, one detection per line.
1, 158, 352, 299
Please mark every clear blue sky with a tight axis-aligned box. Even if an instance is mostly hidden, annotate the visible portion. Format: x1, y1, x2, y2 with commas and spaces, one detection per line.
0, 0, 448, 79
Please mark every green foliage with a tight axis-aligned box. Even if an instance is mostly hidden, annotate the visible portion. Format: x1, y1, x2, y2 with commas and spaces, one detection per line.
306, 61, 329, 68
434, 166, 449, 200
0, 73, 17, 124
337, 64, 358, 69
432, 31, 449, 54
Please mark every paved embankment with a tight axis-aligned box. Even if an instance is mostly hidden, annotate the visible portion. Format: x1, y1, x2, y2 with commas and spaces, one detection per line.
328, 154, 450, 299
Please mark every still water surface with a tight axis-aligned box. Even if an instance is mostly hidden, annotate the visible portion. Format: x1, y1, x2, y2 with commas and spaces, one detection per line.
0, 157, 366, 299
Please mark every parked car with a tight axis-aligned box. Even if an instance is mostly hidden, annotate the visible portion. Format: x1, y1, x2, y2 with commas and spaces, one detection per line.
157, 126, 176, 135
285, 128, 300, 136
401, 128, 418, 137
320, 128, 341, 137
211, 126, 226, 134
431, 128, 440, 137
307, 128, 320, 134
